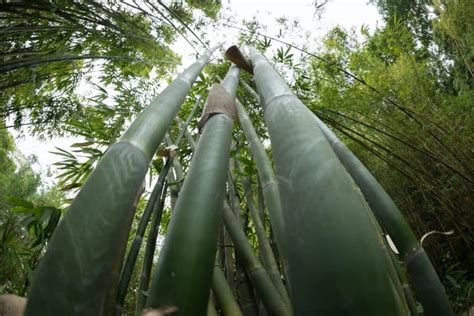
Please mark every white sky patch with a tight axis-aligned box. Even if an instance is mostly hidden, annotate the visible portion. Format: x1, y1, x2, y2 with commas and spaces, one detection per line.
11, 0, 382, 180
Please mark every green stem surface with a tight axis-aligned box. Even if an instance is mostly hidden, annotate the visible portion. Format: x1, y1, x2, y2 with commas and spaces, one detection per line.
24, 46, 217, 316
249, 47, 407, 315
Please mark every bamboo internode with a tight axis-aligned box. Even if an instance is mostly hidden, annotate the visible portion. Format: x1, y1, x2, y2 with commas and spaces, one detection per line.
248, 47, 408, 315
241, 66, 453, 315
145, 65, 239, 315
24, 46, 218, 316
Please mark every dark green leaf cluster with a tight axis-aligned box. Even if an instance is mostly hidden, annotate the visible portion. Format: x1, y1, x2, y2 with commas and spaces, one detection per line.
0, 125, 64, 296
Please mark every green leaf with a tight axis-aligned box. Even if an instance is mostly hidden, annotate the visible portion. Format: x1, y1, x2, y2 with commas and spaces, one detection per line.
60, 182, 83, 191
71, 141, 95, 147
6, 195, 34, 209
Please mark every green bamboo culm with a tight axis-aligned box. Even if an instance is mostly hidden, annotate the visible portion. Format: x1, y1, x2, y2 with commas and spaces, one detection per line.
117, 95, 202, 314
212, 262, 243, 316
248, 47, 408, 315
145, 64, 240, 315
135, 97, 203, 315
222, 203, 290, 316
234, 96, 288, 270
312, 115, 453, 316
154, 138, 247, 316
24, 46, 217, 316
207, 297, 218, 316
224, 69, 287, 274
226, 164, 260, 316
241, 71, 452, 315
385, 238, 419, 316
115, 159, 171, 316
179, 118, 197, 152
240, 171, 292, 312
237, 81, 287, 269
135, 184, 168, 316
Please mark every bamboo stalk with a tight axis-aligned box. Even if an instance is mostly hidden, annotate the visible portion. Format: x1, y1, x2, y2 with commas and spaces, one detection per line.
24, 46, 217, 316
170, 142, 256, 316
175, 96, 202, 147
311, 114, 453, 315
234, 262, 258, 316
115, 158, 171, 316
222, 203, 290, 316
207, 296, 218, 316
257, 177, 265, 226
226, 166, 259, 316
180, 121, 197, 152
248, 47, 407, 315
145, 65, 239, 315
240, 174, 292, 312
116, 94, 203, 314
236, 84, 287, 272
385, 239, 419, 316
241, 75, 451, 314
224, 228, 236, 293
212, 263, 243, 316
135, 184, 168, 315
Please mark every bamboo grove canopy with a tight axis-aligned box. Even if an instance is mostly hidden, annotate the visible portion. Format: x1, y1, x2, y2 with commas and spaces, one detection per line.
23, 46, 453, 315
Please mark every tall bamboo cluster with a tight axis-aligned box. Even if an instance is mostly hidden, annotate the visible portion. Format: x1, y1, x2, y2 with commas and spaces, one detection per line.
25, 45, 452, 316
24, 46, 218, 315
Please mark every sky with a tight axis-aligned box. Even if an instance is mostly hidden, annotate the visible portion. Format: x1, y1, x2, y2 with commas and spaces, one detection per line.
12, 0, 382, 183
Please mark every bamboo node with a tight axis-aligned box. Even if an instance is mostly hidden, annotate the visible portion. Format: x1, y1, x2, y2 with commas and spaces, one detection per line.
198, 83, 237, 133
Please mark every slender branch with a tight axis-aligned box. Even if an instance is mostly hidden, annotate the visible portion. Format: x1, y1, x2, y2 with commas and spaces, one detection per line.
0, 55, 138, 73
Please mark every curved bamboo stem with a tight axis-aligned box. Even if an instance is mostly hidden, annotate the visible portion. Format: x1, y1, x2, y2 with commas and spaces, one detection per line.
135, 184, 168, 315
222, 203, 290, 316
248, 46, 407, 315
24, 46, 217, 316
240, 173, 292, 312
212, 263, 243, 316
145, 65, 238, 315
116, 93, 205, 315
312, 114, 453, 316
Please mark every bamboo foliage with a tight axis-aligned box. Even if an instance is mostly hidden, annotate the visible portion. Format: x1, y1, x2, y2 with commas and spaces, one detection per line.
24, 46, 217, 316
145, 65, 240, 315
247, 47, 408, 315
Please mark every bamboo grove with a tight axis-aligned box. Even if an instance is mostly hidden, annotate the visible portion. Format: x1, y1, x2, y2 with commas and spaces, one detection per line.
18, 45, 454, 315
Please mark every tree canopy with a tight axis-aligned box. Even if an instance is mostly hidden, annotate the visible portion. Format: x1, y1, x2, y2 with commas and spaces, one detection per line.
0, 0, 472, 314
